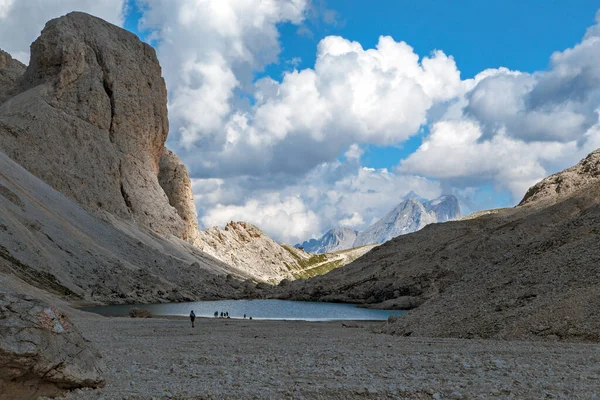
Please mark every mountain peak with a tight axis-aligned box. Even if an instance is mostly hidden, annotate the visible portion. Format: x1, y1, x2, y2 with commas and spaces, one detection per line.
297, 227, 358, 254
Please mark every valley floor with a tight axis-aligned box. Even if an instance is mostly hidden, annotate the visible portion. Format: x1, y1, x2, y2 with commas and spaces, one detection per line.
53, 314, 600, 399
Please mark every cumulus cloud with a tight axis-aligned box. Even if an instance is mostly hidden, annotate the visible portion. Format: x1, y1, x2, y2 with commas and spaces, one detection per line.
399, 119, 590, 199
201, 194, 321, 244
138, 0, 309, 153
0, 0, 125, 62
400, 14, 600, 202
138, 1, 463, 178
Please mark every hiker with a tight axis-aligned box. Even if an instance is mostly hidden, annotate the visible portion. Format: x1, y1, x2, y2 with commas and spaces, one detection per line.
190, 310, 196, 328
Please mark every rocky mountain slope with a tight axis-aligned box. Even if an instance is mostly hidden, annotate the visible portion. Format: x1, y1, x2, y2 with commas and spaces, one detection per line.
273, 149, 600, 341
297, 228, 358, 254
300, 195, 460, 253
194, 222, 374, 282
0, 150, 253, 304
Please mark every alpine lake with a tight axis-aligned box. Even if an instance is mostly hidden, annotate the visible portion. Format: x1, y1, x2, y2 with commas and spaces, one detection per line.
83, 299, 406, 321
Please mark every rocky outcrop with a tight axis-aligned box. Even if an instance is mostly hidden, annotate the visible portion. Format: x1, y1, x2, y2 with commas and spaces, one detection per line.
158, 147, 199, 241
0, 50, 25, 104
273, 149, 600, 341
0, 12, 192, 241
519, 148, 600, 206
297, 228, 358, 254
0, 287, 104, 399
194, 222, 374, 282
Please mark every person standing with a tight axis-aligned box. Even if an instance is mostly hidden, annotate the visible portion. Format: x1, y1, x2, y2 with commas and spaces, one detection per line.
190, 310, 196, 328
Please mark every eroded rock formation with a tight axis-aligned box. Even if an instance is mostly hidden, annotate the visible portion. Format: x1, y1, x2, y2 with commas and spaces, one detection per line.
0, 12, 196, 241
158, 147, 199, 241
519, 149, 600, 206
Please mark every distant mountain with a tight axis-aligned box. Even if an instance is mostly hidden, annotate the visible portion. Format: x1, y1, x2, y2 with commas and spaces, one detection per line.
297, 228, 358, 254
354, 199, 437, 247
297, 194, 460, 253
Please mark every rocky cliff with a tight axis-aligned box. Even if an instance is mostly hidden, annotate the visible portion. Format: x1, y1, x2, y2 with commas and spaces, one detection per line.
194, 222, 374, 282
0, 12, 277, 307
158, 147, 199, 241
0, 12, 196, 242
273, 149, 600, 341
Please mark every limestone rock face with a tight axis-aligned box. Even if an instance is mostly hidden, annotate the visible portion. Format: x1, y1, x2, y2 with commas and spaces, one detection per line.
0, 12, 189, 240
0, 50, 25, 104
158, 147, 199, 241
519, 148, 600, 206
0, 288, 104, 399
193, 222, 374, 282
194, 222, 307, 282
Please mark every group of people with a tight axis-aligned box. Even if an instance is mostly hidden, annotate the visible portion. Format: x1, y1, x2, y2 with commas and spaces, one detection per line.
189, 310, 252, 327
215, 311, 230, 318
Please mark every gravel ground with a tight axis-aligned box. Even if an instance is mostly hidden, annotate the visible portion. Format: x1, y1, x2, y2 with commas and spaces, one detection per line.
55, 315, 600, 400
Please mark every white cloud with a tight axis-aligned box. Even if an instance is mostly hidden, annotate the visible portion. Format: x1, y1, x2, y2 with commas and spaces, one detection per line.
399, 118, 600, 201
196, 156, 442, 243
0, 0, 125, 63
139, 0, 310, 153
339, 212, 363, 228
139, 2, 463, 178
400, 14, 600, 202
201, 194, 321, 244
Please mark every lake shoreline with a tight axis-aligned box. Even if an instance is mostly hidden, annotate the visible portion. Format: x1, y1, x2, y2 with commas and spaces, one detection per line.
81, 298, 406, 321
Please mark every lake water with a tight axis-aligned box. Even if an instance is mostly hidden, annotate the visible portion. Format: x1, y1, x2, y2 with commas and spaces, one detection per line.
82, 299, 406, 321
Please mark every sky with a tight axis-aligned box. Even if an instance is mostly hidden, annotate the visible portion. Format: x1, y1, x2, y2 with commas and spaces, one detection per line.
1, 1, 600, 244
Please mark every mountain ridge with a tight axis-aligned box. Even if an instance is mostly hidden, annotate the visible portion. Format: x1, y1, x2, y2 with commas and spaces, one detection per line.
298, 194, 460, 253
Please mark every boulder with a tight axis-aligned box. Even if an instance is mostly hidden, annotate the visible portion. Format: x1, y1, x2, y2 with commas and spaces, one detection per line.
0, 12, 195, 241
128, 308, 152, 318
0, 288, 104, 399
